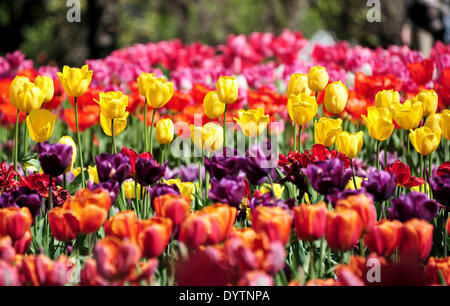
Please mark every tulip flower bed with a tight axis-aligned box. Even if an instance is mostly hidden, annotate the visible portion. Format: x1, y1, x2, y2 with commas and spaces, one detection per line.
0, 30, 449, 286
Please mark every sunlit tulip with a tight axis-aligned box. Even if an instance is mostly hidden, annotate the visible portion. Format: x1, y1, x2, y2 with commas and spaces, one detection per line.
138, 217, 172, 258
9, 76, 31, 110
375, 89, 400, 110
96, 91, 128, 119
293, 202, 328, 241
34, 75, 54, 103
324, 81, 348, 114
137, 72, 156, 97
424, 113, 442, 138
287, 93, 318, 126
336, 131, 364, 159
234, 107, 270, 137
345, 176, 365, 190
190, 122, 223, 152
0, 207, 32, 241
201, 204, 237, 241
399, 218, 433, 263
416, 89, 438, 117
335, 193, 376, 232
363, 220, 402, 257
26, 109, 56, 143
57, 65, 93, 98
441, 110, 450, 140
203, 91, 225, 119
326, 208, 363, 251
13, 81, 44, 113
308, 65, 329, 92
147, 77, 174, 109
57, 135, 77, 173
252, 206, 292, 245
163, 178, 196, 200
104, 210, 138, 242
392, 99, 423, 130
287, 73, 311, 96
122, 180, 141, 200
100, 111, 129, 136
410, 126, 440, 156
314, 117, 342, 147
259, 183, 284, 199
216, 76, 238, 104
88, 165, 100, 184
153, 194, 191, 227
155, 118, 174, 144
361, 107, 394, 141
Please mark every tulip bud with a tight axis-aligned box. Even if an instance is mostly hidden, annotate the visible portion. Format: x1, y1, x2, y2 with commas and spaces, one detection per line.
252, 206, 292, 245
9, 76, 31, 110
440, 109, 450, 140
138, 217, 172, 258
26, 109, 56, 143
424, 113, 442, 139
363, 220, 402, 257
137, 72, 156, 97
399, 218, 433, 263
324, 81, 348, 114
57, 65, 93, 98
203, 91, 225, 119
97, 91, 128, 119
375, 89, 400, 110
216, 76, 238, 104
314, 117, 342, 147
122, 179, 142, 200
409, 126, 440, 156
393, 99, 423, 130
153, 193, 191, 227
326, 208, 363, 251
287, 93, 318, 126
362, 107, 394, 141
15, 82, 45, 113
34, 75, 54, 103
416, 89, 438, 117
57, 135, 77, 173
287, 73, 311, 96
148, 77, 174, 109
308, 65, 329, 92
336, 131, 364, 159
155, 118, 174, 144
293, 202, 328, 241
190, 122, 223, 152
234, 107, 270, 137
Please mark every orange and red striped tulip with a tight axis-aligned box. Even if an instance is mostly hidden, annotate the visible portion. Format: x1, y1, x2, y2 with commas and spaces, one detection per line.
326, 208, 363, 251
0, 207, 32, 241
153, 194, 191, 227
363, 219, 402, 257
252, 206, 293, 245
104, 210, 138, 242
48, 207, 80, 242
425, 257, 450, 285
293, 202, 328, 241
138, 217, 172, 258
335, 193, 376, 232
399, 218, 433, 263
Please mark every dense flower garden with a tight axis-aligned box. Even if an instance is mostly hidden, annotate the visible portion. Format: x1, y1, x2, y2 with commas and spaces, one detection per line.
0, 30, 449, 286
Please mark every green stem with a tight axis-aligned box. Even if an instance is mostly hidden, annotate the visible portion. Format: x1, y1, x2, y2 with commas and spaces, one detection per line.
149, 108, 156, 155
293, 123, 297, 152
160, 144, 165, 165
223, 104, 228, 150
13, 110, 19, 173
134, 180, 139, 216
318, 238, 324, 277
63, 173, 67, 190
309, 242, 315, 280
48, 176, 53, 210
144, 98, 148, 152
384, 140, 387, 169
74, 98, 86, 188
198, 149, 204, 199
297, 125, 302, 153
420, 154, 424, 193
351, 159, 357, 189
111, 119, 116, 154
428, 153, 433, 198
204, 152, 209, 201
376, 140, 380, 170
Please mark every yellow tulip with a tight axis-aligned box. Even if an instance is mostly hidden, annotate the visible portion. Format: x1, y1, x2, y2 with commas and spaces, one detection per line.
424, 113, 442, 138
190, 122, 223, 152
57, 136, 77, 173
260, 183, 284, 199
14, 82, 44, 113
137, 72, 156, 97
57, 65, 93, 98
96, 91, 128, 119
416, 89, 438, 117
9, 76, 31, 109
287, 73, 311, 96
287, 93, 318, 126
411, 182, 429, 192
234, 107, 270, 137
72, 167, 81, 178
375, 89, 400, 110
123, 179, 142, 200
440, 109, 450, 140
361, 107, 395, 141
88, 165, 99, 184
147, 77, 174, 109
163, 178, 196, 200
100, 111, 129, 136
203, 91, 225, 119
26, 109, 56, 143
410, 126, 440, 156
336, 131, 364, 159
307, 65, 329, 92
34, 75, 54, 103
324, 81, 348, 114
216, 76, 238, 104
393, 99, 423, 130
155, 118, 174, 145
346, 176, 366, 190
314, 117, 342, 147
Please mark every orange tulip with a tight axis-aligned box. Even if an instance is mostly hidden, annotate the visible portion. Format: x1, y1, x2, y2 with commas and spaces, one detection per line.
335, 193, 376, 232
20, 254, 69, 286
363, 220, 402, 257
252, 206, 293, 245
293, 202, 328, 241
399, 218, 433, 263
425, 257, 450, 285
326, 208, 363, 251
48, 207, 80, 242
0, 207, 32, 241
14, 230, 32, 255
201, 204, 237, 242
104, 210, 138, 242
153, 194, 191, 227
138, 217, 172, 258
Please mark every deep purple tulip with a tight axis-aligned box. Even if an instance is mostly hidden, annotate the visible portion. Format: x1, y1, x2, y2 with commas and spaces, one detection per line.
431, 174, 450, 208
149, 183, 180, 205
247, 192, 295, 212
362, 170, 396, 202
243, 143, 275, 185
303, 158, 352, 195
36, 142, 73, 177
0, 186, 43, 217
135, 157, 166, 186
88, 180, 120, 203
205, 148, 243, 180
95, 153, 131, 184
389, 191, 441, 222
179, 164, 204, 182
209, 176, 246, 207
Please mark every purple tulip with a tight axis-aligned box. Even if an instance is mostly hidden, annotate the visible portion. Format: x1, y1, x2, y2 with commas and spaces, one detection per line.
431, 174, 450, 208
303, 158, 352, 195
36, 142, 73, 177
243, 143, 275, 185
179, 164, 204, 182
95, 153, 131, 184
88, 180, 120, 203
205, 148, 243, 180
135, 157, 166, 186
0, 186, 43, 217
389, 191, 441, 222
362, 170, 396, 202
149, 183, 180, 205
209, 176, 246, 207
247, 192, 295, 212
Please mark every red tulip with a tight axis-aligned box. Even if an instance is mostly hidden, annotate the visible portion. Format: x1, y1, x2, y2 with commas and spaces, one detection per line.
153, 194, 191, 227
293, 202, 328, 241
252, 206, 292, 245
326, 208, 363, 251
399, 218, 433, 263
335, 193, 376, 232
363, 220, 402, 257
425, 257, 450, 285
138, 217, 172, 258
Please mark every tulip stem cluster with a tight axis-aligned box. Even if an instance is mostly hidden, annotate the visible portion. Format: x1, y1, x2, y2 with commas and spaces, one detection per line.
149, 108, 156, 155
74, 97, 86, 188
144, 98, 148, 152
